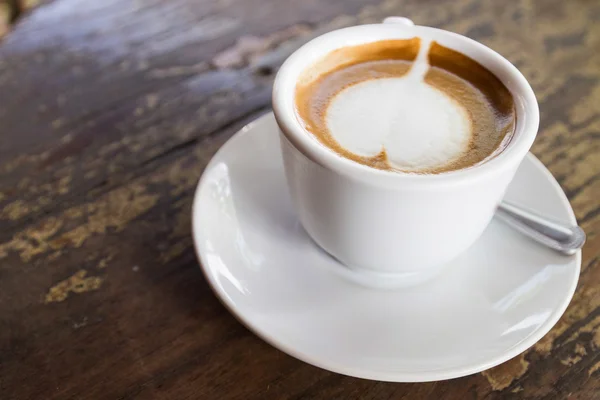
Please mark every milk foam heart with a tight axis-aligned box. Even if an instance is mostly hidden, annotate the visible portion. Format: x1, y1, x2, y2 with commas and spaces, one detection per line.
294, 38, 516, 174
326, 77, 471, 171
325, 40, 471, 171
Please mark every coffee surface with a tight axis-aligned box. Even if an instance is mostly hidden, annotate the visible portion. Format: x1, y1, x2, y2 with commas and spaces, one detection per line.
294, 39, 516, 173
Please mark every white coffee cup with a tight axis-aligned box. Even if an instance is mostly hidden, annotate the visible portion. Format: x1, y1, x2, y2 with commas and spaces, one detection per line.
272, 17, 539, 280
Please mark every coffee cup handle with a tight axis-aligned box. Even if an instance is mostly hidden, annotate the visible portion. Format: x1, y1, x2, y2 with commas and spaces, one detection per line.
382, 17, 415, 26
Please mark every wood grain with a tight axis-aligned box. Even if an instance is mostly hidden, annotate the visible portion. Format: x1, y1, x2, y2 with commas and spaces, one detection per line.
0, 0, 598, 398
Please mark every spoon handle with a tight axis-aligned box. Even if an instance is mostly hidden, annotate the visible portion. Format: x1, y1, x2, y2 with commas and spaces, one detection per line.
495, 201, 586, 256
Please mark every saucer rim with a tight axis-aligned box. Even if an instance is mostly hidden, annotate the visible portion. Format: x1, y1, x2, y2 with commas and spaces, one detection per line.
191, 113, 581, 382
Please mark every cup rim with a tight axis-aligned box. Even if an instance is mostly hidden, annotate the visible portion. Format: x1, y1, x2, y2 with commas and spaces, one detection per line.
272, 22, 540, 188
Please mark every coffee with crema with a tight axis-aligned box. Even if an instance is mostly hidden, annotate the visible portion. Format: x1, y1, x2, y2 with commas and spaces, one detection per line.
294, 38, 516, 173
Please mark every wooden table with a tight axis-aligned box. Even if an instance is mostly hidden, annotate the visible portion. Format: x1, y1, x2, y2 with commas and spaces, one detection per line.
0, 0, 598, 398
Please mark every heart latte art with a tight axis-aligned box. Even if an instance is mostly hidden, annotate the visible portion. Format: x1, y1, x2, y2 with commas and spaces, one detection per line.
294, 39, 516, 173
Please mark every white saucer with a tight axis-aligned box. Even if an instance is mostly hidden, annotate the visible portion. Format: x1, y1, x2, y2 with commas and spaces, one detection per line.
192, 113, 581, 382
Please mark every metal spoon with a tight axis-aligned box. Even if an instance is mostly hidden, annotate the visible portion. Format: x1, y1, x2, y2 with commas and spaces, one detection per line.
495, 201, 586, 256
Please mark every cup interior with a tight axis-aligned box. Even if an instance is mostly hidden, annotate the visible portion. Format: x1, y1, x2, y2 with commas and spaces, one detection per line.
272, 23, 539, 188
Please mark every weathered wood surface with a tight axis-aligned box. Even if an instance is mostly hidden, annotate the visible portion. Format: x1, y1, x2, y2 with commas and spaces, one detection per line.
0, 0, 598, 398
